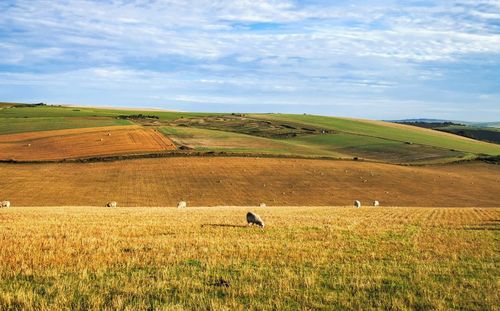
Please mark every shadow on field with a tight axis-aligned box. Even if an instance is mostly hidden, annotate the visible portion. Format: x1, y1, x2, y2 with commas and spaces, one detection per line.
201, 224, 248, 228
462, 225, 499, 231
462, 220, 499, 231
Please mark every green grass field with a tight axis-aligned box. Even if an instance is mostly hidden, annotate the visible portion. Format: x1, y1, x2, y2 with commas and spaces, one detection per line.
288, 134, 469, 163
161, 112, 497, 163
159, 126, 341, 157
0, 117, 132, 135
160, 124, 471, 163
0, 105, 222, 135
251, 114, 500, 156
0, 105, 217, 120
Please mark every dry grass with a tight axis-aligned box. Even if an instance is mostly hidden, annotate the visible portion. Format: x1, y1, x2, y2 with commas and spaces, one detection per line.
0, 158, 499, 207
0, 206, 498, 310
0, 126, 175, 160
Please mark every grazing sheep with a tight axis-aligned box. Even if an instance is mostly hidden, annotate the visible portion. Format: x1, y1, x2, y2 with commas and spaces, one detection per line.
106, 201, 117, 208
259, 203, 266, 208
246, 212, 265, 228
177, 201, 187, 208
354, 200, 361, 208
1, 201, 10, 208
373, 200, 380, 207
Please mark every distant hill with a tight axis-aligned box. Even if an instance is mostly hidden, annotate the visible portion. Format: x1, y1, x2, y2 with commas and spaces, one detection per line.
393, 120, 500, 145
474, 122, 500, 128
389, 118, 461, 124
391, 118, 500, 128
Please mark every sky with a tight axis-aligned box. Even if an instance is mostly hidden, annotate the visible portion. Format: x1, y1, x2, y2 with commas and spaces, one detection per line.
1, 0, 499, 121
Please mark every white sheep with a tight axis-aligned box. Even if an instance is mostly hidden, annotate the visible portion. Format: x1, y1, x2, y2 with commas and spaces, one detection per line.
373, 200, 380, 207
354, 200, 361, 208
106, 201, 117, 208
247, 212, 265, 228
259, 203, 266, 208
1, 201, 10, 208
177, 201, 187, 208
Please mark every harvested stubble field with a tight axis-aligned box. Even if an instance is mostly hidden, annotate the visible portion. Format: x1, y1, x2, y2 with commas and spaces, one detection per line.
0, 206, 498, 309
0, 157, 498, 207
0, 125, 175, 161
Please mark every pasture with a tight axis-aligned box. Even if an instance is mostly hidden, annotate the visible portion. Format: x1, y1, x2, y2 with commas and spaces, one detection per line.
0, 117, 132, 135
159, 126, 343, 157
0, 104, 217, 120
252, 114, 500, 156
0, 206, 498, 310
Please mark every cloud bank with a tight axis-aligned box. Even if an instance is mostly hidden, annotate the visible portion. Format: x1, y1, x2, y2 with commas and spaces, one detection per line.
1, 0, 499, 120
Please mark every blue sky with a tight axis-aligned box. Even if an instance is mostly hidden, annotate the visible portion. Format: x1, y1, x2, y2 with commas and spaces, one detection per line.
1, 0, 499, 121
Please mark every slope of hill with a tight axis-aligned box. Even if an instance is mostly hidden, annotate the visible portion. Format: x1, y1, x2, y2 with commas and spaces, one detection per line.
438, 125, 500, 144
249, 114, 500, 156
1, 104, 500, 164
394, 121, 500, 145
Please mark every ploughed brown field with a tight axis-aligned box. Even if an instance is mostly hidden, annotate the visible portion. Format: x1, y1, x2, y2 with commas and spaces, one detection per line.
0, 125, 175, 161
0, 157, 498, 207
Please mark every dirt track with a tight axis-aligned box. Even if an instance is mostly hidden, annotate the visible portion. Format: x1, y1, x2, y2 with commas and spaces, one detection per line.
0, 157, 498, 207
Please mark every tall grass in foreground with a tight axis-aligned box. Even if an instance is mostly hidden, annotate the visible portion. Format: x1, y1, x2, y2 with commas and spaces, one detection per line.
0, 206, 498, 310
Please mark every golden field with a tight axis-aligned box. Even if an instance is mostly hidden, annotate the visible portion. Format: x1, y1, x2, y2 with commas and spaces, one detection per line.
0, 206, 498, 310
0, 157, 499, 207
0, 125, 175, 161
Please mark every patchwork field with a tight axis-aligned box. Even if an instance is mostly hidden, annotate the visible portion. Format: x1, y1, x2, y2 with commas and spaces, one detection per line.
0, 104, 498, 310
0, 126, 175, 161
0, 206, 497, 309
1, 104, 499, 164
0, 157, 498, 207
159, 126, 344, 157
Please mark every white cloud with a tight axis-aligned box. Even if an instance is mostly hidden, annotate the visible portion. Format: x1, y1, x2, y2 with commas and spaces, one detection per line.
3, 0, 500, 64
1, 0, 500, 120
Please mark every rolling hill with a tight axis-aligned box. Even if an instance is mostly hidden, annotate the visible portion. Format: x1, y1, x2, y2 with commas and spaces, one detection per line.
1, 102, 499, 207
1, 103, 500, 164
